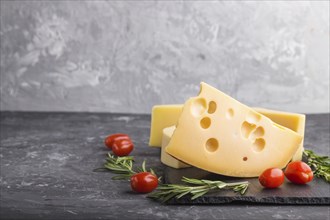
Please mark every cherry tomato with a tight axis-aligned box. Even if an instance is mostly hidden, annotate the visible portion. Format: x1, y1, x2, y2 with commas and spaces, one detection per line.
112, 139, 134, 156
259, 168, 285, 188
104, 133, 131, 149
284, 161, 313, 184
130, 172, 158, 193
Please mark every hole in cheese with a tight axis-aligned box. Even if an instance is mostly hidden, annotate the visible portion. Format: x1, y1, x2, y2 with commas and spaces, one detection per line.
208, 101, 217, 114
252, 126, 265, 138
253, 138, 265, 152
191, 98, 207, 117
241, 121, 257, 139
226, 108, 234, 119
205, 138, 219, 152
200, 117, 211, 129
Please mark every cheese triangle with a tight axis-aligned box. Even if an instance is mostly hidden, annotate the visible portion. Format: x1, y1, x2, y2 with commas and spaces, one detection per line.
165, 82, 303, 177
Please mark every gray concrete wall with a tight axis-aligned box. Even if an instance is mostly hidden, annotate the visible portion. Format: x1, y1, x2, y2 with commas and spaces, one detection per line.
1, 1, 329, 113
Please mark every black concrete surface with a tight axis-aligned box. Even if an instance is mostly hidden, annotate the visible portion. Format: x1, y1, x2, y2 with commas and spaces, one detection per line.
0, 112, 329, 219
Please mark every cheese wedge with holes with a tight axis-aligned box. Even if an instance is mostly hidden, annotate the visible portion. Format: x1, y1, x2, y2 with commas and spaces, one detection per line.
165, 82, 303, 177
161, 126, 190, 168
149, 105, 305, 163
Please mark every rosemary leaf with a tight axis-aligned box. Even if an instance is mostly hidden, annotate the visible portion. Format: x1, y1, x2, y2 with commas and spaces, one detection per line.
142, 160, 146, 172
176, 190, 191, 199
162, 192, 176, 202
303, 150, 330, 183
190, 187, 209, 194
96, 153, 158, 180
148, 177, 249, 202
111, 175, 131, 180
191, 190, 208, 200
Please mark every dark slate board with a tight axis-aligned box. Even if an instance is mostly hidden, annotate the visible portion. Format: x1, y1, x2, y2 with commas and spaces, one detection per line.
164, 165, 330, 205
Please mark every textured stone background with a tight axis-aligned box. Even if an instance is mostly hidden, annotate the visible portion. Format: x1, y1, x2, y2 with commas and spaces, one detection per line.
1, 1, 329, 114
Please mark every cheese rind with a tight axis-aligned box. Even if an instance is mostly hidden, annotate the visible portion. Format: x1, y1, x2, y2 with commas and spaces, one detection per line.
165, 82, 303, 177
161, 126, 190, 168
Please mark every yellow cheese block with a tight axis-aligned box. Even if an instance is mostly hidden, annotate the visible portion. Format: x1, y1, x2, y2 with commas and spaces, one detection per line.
149, 105, 183, 147
161, 126, 190, 168
149, 105, 305, 162
165, 82, 303, 177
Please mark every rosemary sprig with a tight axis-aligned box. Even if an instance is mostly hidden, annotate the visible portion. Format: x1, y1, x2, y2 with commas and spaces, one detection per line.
148, 176, 249, 203
95, 153, 157, 180
303, 150, 330, 183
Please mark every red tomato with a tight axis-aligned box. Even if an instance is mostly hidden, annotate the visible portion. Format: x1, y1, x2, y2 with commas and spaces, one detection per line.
112, 139, 134, 156
104, 133, 131, 149
130, 172, 158, 193
284, 161, 313, 184
259, 168, 285, 188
